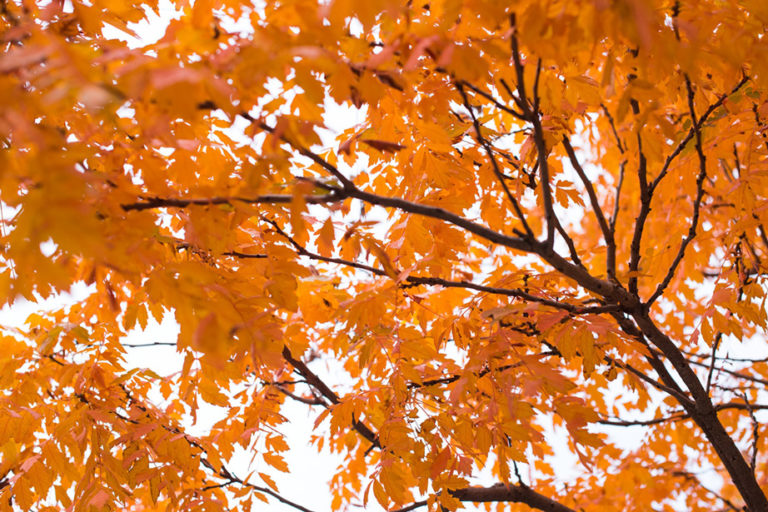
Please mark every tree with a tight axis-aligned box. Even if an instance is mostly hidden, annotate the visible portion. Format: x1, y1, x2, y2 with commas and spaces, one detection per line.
2, 0, 768, 510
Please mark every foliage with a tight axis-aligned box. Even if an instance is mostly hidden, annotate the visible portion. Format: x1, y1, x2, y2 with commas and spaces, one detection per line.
1, 0, 768, 510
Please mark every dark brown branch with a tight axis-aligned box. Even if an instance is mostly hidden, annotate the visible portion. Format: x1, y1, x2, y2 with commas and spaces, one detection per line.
241, 114, 356, 190
121, 192, 343, 211
651, 74, 749, 192
682, 350, 768, 364
390, 499, 429, 512
608, 312, 694, 407
608, 161, 626, 280
646, 76, 709, 306
409, 351, 558, 389
274, 384, 326, 406
451, 483, 576, 512
598, 414, 686, 427
741, 392, 760, 475
552, 214, 584, 267
393, 483, 576, 512
457, 82, 534, 239
687, 357, 768, 388
67, 361, 318, 512
601, 104, 625, 154
459, 81, 526, 120
628, 131, 650, 296
510, 14, 556, 246
222, 250, 267, 259
282, 347, 381, 449
210, 475, 317, 512
706, 332, 723, 394
631, 310, 768, 511
262, 217, 615, 315
235, 112, 639, 309
599, 402, 768, 427
121, 341, 177, 348
562, 137, 614, 253
404, 276, 617, 314
610, 355, 693, 407
673, 470, 742, 512
532, 58, 542, 111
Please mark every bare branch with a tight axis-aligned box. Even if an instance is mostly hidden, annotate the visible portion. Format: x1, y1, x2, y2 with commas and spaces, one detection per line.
601, 103, 625, 154
121, 342, 177, 348
740, 392, 760, 475
240, 113, 356, 190
706, 332, 723, 394
262, 217, 614, 315
599, 402, 768, 427
394, 483, 578, 512
673, 470, 742, 512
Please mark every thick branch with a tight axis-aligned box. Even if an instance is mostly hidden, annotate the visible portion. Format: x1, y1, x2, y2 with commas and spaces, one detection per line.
631, 311, 768, 512
451, 483, 576, 512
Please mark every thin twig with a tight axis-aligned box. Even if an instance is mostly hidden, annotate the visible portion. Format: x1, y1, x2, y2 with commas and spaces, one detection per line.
608, 160, 626, 280
706, 332, 723, 394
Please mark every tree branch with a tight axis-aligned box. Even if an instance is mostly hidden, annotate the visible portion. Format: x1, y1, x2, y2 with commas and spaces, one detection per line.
457, 82, 534, 239
646, 76, 709, 306
262, 217, 615, 315
510, 14, 556, 246
451, 483, 576, 512
282, 347, 381, 449
628, 131, 650, 296
121, 192, 343, 211
651, 74, 749, 192
608, 160, 626, 280
459, 81, 526, 120
562, 137, 614, 254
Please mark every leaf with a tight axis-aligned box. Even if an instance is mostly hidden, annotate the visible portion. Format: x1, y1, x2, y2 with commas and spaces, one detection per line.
360, 139, 406, 153
317, 217, 335, 258
262, 452, 289, 473
259, 472, 279, 492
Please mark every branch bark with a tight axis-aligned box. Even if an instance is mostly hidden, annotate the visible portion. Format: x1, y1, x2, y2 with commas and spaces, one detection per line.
451, 483, 576, 512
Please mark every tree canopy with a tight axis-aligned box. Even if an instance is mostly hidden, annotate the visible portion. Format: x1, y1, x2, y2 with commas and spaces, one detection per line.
2, 0, 768, 510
